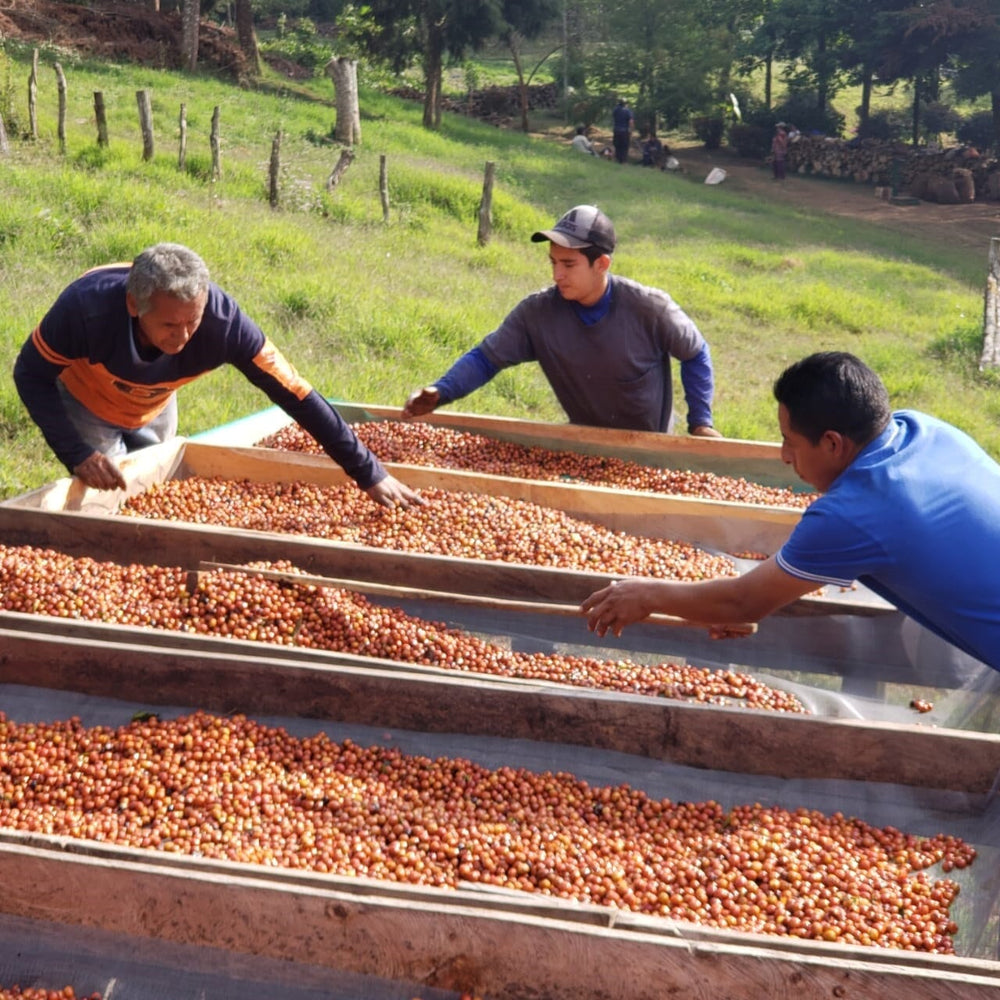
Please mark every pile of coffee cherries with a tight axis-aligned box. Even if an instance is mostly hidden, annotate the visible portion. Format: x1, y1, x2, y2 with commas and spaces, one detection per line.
0, 710, 974, 953
120, 479, 739, 583
0, 544, 803, 712
0, 990, 100, 1000
258, 420, 816, 508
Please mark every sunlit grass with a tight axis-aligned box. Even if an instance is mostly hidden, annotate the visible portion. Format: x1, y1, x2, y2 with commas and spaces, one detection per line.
0, 43, 995, 498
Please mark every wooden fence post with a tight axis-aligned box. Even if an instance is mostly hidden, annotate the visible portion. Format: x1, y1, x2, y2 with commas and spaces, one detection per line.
94, 92, 108, 147
379, 154, 389, 222
178, 102, 187, 170
269, 130, 282, 209
981, 237, 1000, 371
28, 49, 38, 140
54, 63, 67, 154
210, 106, 221, 181
136, 89, 154, 161
477, 160, 495, 246
0, 116, 8, 156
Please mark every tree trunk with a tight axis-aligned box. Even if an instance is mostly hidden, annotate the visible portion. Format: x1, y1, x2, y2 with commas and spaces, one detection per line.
858, 64, 873, 130
182, 0, 199, 73
422, 22, 444, 129
992, 89, 1000, 153
326, 56, 361, 145
764, 53, 772, 110
506, 32, 530, 133
234, 0, 260, 76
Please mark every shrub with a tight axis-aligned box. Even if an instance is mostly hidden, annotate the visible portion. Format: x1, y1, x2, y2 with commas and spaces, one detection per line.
921, 100, 961, 140
728, 122, 770, 159
691, 115, 725, 149
956, 110, 998, 153
855, 110, 907, 142
771, 94, 845, 138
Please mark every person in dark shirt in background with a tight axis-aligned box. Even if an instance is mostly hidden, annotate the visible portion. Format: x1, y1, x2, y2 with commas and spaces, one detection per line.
612, 98, 634, 164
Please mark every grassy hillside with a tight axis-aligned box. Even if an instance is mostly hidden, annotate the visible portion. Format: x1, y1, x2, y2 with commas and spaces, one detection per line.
0, 42, 996, 499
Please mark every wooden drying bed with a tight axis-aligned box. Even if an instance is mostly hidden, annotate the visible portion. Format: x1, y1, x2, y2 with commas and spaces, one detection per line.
198, 401, 804, 489
0, 831, 997, 1000
0, 480, 928, 690
3, 603, 998, 793
1, 437, 889, 612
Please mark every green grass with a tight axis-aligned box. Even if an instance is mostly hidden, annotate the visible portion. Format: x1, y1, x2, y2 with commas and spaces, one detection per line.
0, 41, 996, 499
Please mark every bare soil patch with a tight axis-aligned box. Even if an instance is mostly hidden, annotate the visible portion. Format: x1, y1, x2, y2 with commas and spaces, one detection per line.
666, 142, 1000, 257
0, 0, 250, 80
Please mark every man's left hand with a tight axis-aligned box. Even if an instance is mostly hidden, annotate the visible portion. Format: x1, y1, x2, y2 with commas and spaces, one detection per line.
690, 425, 723, 438
365, 474, 425, 509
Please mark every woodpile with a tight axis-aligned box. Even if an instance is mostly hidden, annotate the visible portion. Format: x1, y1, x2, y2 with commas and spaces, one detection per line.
390, 82, 560, 126
783, 135, 1000, 202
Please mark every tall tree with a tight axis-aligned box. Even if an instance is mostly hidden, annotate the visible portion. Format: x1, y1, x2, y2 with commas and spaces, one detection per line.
768, 0, 848, 115
500, 0, 562, 132
182, 0, 200, 72
923, 0, 1000, 148
364, 0, 505, 128
235, 0, 261, 76
874, 0, 977, 144
585, 0, 732, 132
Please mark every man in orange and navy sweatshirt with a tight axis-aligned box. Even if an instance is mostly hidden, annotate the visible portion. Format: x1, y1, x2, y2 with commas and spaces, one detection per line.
14, 242, 420, 507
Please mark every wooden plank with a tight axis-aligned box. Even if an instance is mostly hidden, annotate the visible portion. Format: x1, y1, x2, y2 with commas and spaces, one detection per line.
195, 559, 758, 636
2, 626, 998, 793
0, 837, 996, 999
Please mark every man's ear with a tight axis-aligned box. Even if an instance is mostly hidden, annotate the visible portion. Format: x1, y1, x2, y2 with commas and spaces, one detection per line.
595, 254, 612, 275
821, 429, 847, 455
125, 292, 140, 318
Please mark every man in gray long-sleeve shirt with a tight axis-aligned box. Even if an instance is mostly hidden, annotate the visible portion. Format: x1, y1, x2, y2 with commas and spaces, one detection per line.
403, 205, 721, 437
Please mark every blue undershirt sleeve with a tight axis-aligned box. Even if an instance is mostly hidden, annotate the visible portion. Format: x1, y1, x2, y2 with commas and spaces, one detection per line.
679, 342, 714, 431
433, 346, 500, 405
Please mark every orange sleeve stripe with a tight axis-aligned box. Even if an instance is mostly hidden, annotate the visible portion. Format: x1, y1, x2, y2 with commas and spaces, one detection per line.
252, 338, 313, 401
60, 362, 199, 428
30, 326, 73, 367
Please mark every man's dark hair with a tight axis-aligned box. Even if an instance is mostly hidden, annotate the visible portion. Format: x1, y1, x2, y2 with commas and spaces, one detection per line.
773, 352, 891, 445
579, 244, 608, 264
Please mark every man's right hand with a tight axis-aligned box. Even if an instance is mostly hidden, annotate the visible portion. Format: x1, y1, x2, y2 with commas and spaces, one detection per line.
72, 452, 127, 491
403, 386, 441, 419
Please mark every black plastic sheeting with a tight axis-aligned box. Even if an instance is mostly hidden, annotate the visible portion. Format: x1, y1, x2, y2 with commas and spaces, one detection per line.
0, 911, 458, 1000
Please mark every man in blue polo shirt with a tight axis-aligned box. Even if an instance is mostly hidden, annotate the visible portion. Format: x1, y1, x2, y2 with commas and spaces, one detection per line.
582, 351, 1000, 670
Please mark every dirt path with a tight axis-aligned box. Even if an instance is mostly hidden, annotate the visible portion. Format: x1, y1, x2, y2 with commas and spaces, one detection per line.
669, 142, 1000, 257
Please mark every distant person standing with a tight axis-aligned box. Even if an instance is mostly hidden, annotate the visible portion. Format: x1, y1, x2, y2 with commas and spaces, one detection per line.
612, 98, 634, 164
771, 123, 789, 180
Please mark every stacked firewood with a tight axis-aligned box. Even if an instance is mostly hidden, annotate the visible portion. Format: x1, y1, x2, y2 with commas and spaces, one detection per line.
784, 135, 1000, 202
390, 82, 560, 125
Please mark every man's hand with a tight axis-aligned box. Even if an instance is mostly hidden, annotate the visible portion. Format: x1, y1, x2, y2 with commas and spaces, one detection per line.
690, 424, 723, 438
365, 474, 425, 510
72, 452, 127, 491
580, 578, 657, 638
403, 386, 441, 419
